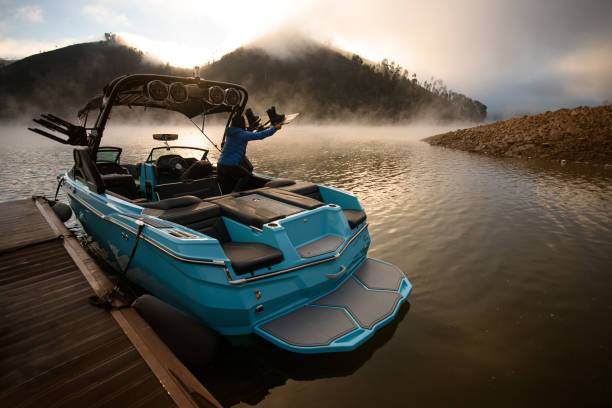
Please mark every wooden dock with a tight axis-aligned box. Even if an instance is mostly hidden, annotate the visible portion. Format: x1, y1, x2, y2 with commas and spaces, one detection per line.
0, 197, 222, 408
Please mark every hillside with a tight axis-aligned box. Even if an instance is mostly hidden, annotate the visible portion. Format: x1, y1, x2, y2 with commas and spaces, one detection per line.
0, 37, 189, 121
424, 106, 612, 165
0, 58, 16, 67
0, 36, 486, 123
202, 44, 486, 122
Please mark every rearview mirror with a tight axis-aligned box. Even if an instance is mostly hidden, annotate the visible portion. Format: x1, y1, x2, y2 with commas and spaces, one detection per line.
153, 133, 178, 141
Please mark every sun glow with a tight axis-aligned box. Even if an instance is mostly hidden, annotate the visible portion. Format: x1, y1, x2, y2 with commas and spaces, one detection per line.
118, 32, 229, 67
117, 0, 317, 67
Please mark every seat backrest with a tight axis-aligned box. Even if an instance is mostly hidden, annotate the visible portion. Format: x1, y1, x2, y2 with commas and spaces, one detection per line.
207, 193, 296, 229
187, 217, 230, 243
97, 162, 127, 175
280, 182, 322, 201
102, 174, 139, 199
140, 195, 201, 210
256, 188, 324, 210
155, 178, 221, 200
73, 147, 105, 194
180, 160, 214, 181
141, 199, 230, 242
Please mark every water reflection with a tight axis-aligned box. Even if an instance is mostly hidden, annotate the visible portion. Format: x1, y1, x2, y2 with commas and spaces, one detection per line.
193, 303, 410, 407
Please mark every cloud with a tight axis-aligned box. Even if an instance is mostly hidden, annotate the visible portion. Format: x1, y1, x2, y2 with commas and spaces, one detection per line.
0, 4, 44, 29
15, 5, 43, 23
82, 4, 129, 26
116, 32, 221, 67
253, 0, 612, 115
456, 37, 612, 118
115, 0, 314, 65
555, 41, 612, 100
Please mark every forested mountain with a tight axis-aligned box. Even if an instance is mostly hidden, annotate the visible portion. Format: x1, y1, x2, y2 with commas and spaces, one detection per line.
203, 45, 486, 122
0, 37, 189, 121
0, 35, 486, 123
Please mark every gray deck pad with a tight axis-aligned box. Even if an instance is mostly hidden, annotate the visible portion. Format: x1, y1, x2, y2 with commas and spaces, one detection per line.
257, 259, 407, 348
297, 235, 344, 258
314, 277, 402, 329
354, 258, 405, 291
259, 305, 358, 347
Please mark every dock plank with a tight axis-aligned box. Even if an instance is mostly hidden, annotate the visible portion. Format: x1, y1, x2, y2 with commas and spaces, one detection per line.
0, 237, 175, 407
0, 198, 221, 408
0, 199, 59, 253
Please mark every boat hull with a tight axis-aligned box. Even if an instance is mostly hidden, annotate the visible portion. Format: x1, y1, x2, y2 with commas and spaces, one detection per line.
65, 176, 412, 353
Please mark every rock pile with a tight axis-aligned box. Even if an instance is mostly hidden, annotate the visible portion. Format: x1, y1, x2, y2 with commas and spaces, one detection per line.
424, 105, 612, 165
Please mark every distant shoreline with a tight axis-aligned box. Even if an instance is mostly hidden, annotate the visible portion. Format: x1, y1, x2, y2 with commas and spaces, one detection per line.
423, 105, 612, 166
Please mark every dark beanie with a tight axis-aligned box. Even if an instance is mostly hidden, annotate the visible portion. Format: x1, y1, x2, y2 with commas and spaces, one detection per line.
231, 115, 246, 129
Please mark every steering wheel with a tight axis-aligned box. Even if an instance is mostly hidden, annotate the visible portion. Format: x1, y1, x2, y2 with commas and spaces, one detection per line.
168, 156, 188, 176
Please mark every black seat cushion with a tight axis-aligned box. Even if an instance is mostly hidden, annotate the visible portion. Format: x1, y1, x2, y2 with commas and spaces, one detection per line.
280, 182, 323, 200
256, 188, 324, 210
142, 199, 221, 225
155, 178, 221, 200
208, 195, 287, 229
187, 217, 230, 243
141, 197, 229, 241
102, 174, 139, 199
141, 195, 201, 210
181, 160, 214, 181
264, 178, 295, 188
97, 162, 128, 175
122, 163, 141, 178
343, 209, 367, 229
221, 242, 284, 275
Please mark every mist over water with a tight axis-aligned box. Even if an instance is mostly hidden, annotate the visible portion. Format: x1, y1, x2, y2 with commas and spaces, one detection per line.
1, 124, 611, 406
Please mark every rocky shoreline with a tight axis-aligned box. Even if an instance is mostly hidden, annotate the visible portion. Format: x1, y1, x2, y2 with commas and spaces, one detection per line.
424, 105, 612, 166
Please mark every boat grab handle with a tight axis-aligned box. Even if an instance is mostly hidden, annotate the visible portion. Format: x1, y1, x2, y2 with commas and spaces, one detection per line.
326, 265, 346, 279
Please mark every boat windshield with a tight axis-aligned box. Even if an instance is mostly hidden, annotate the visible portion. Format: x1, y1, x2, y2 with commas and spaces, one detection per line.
96, 147, 121, 163
146, 147, 208, 163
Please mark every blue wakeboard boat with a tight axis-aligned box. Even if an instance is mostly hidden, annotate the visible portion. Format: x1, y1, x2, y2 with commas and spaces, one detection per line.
30, 74, 412, 353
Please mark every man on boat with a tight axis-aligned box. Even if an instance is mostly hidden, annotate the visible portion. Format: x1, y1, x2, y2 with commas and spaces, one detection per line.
217, 115, 282, 194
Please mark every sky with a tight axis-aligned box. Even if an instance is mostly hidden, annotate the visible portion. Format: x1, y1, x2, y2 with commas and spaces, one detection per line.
1, 0, 611, 117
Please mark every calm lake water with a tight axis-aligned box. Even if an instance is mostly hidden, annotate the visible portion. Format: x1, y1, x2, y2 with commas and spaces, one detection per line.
1, 124, 611, 407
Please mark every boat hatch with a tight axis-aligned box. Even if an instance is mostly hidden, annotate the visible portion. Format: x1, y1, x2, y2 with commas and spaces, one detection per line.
254, 258, 412, 353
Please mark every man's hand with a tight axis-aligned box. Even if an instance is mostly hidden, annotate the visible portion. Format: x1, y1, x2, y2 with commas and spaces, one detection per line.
274, 123, 282, 130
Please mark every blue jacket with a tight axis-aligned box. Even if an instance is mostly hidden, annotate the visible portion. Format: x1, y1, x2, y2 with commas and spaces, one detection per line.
217, 126, 277, 166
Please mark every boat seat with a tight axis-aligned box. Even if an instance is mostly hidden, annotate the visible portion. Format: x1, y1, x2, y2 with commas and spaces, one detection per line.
141, 196, 284, 273
142, 197, 230, 242
264, 178, 295, 188
256, 188, 324, 210
343, 209, 367, 229
180, 160, 215, 181
208, 195, 289, 229
122, 163, 141, 178
97, 162, 129, 175
155, 177, 221, 200
141, 195, 202, 210
142, 196, 221, 225
102, 174, 140, 200
220, 242, 284, 275
280, 182, 323, 200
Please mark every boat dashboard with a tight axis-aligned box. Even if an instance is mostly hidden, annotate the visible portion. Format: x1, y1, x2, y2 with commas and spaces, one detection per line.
143, 146, 213, 185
